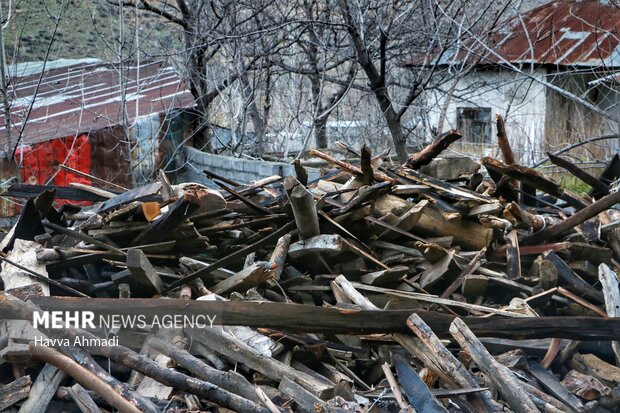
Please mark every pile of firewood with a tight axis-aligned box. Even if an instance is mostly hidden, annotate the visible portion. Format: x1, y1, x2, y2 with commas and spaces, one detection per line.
0, 129, 620, 412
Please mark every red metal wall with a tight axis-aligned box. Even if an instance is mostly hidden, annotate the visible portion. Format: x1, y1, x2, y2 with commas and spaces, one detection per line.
16, 134, 93, 205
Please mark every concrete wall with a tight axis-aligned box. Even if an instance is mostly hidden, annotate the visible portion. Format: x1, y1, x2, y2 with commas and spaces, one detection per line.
179, 146, 321, 186
427, 68, 548, 165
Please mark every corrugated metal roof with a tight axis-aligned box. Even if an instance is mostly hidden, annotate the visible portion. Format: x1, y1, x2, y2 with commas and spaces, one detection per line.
0, 60, 195, 149
407, 0, 620, 68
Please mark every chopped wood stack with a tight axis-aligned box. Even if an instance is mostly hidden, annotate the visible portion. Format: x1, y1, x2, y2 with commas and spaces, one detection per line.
0, 137, 620, 412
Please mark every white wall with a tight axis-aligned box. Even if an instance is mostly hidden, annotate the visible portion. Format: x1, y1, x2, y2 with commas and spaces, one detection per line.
426, 68, 548, 165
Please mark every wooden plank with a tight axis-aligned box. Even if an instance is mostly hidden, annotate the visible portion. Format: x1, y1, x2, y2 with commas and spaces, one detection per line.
2, 184, 116, 201
98, 182, 162, 214
393, 353, 448, 413
529, 362, 583, 412
18, 363, 67, 413
598, 263, 620, 364
210, 263, 272, 295
405, 130, 462, 169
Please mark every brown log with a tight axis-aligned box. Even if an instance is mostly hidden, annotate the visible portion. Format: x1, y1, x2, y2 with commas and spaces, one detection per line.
522, 190, 620, 245
29, 344, 142, 413
3, 294, 620, 340
405, 130, 462, 169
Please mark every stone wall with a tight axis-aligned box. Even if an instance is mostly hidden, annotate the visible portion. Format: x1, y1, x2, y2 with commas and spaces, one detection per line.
179, 147, 321, 186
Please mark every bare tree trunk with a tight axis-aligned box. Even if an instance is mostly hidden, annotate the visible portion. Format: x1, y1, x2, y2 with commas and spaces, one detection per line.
314, 116, 328, 148
0, 0, 11, 153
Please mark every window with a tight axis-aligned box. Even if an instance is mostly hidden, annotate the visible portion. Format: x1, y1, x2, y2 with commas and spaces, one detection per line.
456, 107, 492, 143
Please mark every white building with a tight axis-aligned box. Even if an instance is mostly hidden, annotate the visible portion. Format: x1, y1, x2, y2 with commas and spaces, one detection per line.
415, 0, 620, 165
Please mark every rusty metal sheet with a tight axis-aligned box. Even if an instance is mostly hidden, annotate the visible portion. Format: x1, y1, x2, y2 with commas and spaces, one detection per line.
0, 60, 195, 149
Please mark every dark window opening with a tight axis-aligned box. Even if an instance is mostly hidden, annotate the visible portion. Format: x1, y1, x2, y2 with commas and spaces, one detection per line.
456, 107, 492, 144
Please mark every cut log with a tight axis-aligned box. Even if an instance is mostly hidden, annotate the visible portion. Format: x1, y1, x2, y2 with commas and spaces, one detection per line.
284, 176, 320, 239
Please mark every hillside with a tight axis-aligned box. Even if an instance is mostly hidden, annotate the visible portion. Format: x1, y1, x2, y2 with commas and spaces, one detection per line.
4, 0, 179, 64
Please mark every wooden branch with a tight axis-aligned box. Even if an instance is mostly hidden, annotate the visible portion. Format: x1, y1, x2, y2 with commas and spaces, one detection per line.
405, 130, 462, 169
308, 149, 397, 183
496, 114, 515, 165
522, 190, 620, 245
29, 344, 142, 413
449, 318, 541, 413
